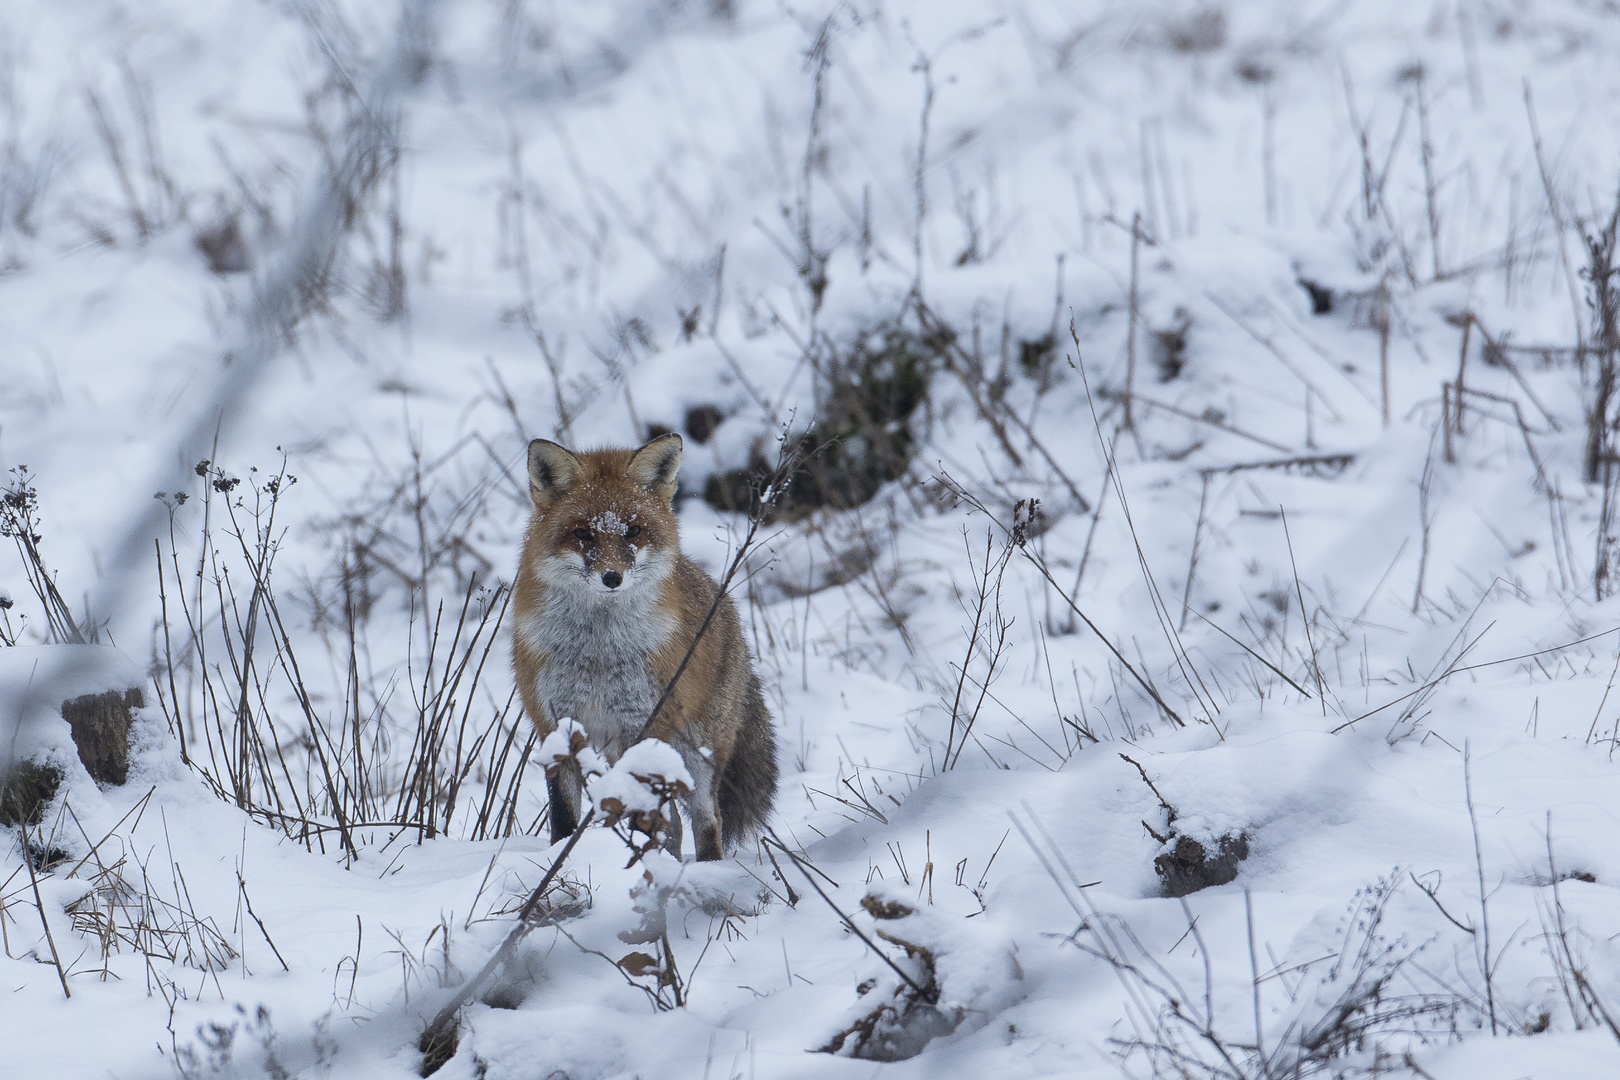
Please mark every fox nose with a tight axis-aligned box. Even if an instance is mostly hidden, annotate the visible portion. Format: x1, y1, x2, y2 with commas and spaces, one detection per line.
601, 570, 623, 589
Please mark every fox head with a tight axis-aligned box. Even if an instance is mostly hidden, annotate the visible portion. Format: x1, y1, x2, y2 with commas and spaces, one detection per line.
524, 433, 683, 597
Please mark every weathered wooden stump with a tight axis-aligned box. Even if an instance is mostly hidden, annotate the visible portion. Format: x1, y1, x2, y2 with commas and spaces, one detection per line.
0, 685, 143, 827
60, 687, 143, 786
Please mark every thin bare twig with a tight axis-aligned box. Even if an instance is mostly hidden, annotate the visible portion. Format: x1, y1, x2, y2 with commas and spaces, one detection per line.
418, 807, 597, 1071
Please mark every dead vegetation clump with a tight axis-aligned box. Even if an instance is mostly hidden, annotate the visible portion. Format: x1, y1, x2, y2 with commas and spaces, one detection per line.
62, 835, 240, 980
1124, 753, 1251, 897
817, 893, 959, 1061
1159, 6, 1227, 55
1154, 832, 1251, 898
0, 760, 62, 829
1, 785, 244, 1011
1019, 810, 1471, 1079
704, 320, 940, 522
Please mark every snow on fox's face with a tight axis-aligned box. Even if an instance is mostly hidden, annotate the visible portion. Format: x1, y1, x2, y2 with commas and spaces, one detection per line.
524, 437, 683, 599
541, 502, 673, 596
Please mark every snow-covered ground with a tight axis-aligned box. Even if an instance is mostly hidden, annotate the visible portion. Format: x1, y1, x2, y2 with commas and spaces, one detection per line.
4, 0, 1620, 1076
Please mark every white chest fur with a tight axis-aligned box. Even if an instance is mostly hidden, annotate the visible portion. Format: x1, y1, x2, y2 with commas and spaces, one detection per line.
519, 574, 675, 759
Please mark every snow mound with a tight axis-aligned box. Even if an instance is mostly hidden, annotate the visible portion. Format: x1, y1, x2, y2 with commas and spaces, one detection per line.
589, 739, 694, 819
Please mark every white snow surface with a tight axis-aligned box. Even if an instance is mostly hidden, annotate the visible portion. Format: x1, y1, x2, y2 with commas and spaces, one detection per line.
0, 1, 1618, 1078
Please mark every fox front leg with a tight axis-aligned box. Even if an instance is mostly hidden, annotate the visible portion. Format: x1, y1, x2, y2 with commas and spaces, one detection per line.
547, 760, 584, 844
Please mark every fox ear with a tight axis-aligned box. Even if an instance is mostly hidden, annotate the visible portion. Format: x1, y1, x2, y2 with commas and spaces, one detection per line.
528, 439, 582, 505
627, 432, 683, 503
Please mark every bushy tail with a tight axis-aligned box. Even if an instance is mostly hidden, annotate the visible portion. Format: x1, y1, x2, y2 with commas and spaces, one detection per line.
719, 672, 778, 847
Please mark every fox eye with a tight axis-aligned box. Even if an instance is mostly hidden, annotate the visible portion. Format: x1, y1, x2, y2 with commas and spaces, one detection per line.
625, 525, 641, 539
573, 528, 593, 543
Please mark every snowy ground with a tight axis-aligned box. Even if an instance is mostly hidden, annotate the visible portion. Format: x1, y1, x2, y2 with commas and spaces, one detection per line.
4, 0, 1620, 1077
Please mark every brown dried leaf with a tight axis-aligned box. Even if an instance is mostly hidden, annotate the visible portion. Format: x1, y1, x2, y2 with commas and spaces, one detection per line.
618, 951, 661, 978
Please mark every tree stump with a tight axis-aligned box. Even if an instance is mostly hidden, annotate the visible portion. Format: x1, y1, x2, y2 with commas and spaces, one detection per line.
60, 687, 143, 786
0, 685, 143, 827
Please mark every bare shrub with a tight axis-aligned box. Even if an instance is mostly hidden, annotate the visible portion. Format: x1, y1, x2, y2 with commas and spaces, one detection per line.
704, 319, 940, 522
82, 61, 184, 244
1017, 810, 1472, 1078
0, 35, 65, 262
1582, 189, 1620, 599
939, 526, 1016, 771
2, 790, 242, 1011
172, 1004, 338, 1080
1, 466, 86, 643
151, 458, 538, 861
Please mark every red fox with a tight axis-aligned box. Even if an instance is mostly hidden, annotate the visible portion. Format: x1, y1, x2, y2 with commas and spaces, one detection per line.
512, 432, 778, 861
